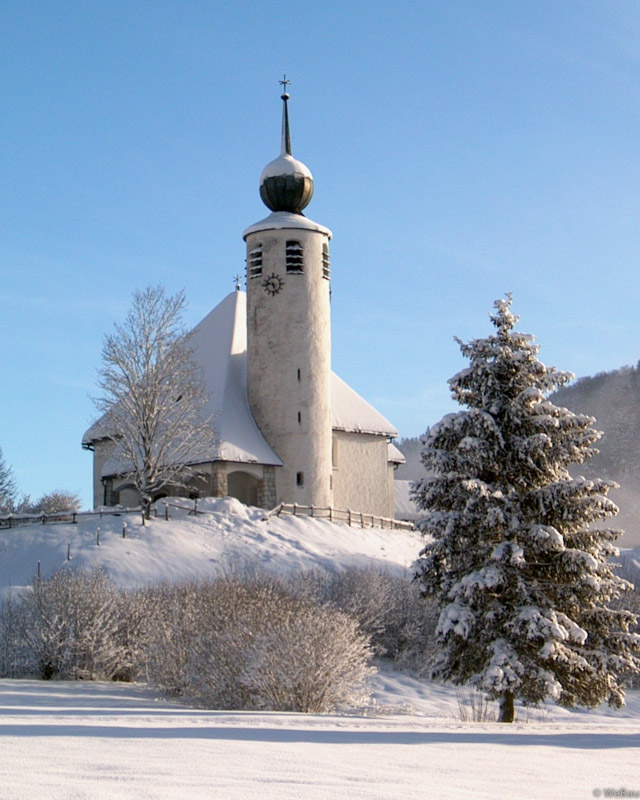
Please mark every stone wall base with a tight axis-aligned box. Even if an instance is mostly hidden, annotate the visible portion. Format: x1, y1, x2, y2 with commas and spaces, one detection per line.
257, 465, 277, 509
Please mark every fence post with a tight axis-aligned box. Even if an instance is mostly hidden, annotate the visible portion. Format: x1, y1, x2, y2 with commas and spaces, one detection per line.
67, 542, 71, 561
329, 506, 333, 522
293, 503, 297, 516
310, 504, 314, 518
165, 503, 169, 521
122, 522, 127, 539
194, 498, 198, 515
42, 513, 46, 525
96, 527, 101, 546
36, 561, 41, 581
72, 512, 77, 524
348, 509, 352, 527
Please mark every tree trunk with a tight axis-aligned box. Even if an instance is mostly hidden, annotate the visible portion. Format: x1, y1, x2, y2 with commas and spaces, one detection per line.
498, 691, 514, 723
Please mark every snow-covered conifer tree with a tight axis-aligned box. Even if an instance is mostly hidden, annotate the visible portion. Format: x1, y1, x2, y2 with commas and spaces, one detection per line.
414, 296, 640, 722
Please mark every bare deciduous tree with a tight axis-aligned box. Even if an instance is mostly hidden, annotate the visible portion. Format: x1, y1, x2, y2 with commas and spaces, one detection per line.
94, 286, 216, 518
0, 448, 17, 513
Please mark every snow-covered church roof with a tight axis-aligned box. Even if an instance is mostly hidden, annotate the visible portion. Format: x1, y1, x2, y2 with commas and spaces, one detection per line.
83, 290, 398, 473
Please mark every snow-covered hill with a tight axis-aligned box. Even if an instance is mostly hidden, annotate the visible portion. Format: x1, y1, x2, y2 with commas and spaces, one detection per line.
0, 497, 423, 593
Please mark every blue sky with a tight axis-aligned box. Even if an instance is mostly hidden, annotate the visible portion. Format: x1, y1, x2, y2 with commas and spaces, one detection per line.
2, 1, 640, 508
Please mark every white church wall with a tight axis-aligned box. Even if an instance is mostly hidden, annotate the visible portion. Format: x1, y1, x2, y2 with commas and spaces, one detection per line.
332, 431, 394, 518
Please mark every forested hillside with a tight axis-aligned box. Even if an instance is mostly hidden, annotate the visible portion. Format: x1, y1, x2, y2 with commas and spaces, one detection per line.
551, 364, 640, 546
394, 433, 428, 481
552, 365, 640, 482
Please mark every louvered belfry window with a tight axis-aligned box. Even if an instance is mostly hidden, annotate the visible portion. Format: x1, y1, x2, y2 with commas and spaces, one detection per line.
248, 244, 263, 278
285, 240, 304, 273
322, 243, 330, 280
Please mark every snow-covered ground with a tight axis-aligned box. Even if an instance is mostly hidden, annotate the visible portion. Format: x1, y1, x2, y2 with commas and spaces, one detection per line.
0, 497, 423, 593
0, 672, 638, 800
1, 499, 639, 798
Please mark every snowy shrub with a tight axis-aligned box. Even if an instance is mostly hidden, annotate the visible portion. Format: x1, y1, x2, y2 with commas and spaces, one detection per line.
145, 574, 374, 712
317, 568, 400, 653
0, 592, 33, 677
109, 587, 158, 682
17, 569, 134, 680
143, 581, 206, 696
455, 688, 496, 723
290, 567, 438, 673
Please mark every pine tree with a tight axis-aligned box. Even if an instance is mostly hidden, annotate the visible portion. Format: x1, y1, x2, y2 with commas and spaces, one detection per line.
414, 296, 640, 722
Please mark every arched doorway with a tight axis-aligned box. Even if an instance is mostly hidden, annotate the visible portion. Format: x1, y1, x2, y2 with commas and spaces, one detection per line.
227, 471, 259, 507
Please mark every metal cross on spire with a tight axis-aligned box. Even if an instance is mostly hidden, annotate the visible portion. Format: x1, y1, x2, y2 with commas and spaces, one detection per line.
279, 74, 291, 96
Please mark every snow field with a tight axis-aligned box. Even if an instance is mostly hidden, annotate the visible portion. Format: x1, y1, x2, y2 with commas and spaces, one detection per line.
0, 676, 639, 800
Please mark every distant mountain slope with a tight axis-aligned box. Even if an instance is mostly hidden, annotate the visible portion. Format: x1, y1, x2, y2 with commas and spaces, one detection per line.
552, 364, 640, 547
394, 434, 427, 482
553, 365, 640, 483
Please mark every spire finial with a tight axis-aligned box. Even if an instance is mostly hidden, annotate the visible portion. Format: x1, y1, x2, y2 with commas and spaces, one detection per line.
279, 75, 292, 156
279, 74, 291, 96
233, 274, 242, 291
258, 77, 314, 213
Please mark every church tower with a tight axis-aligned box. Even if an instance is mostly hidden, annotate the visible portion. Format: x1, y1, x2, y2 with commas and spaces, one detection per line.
243, 83, 333, 508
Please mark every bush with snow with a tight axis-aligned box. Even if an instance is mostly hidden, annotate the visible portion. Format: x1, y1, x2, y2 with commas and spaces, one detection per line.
0, 563, 436, 711
0, 569, 139, 680
146, 574, 374, 713
414, 296, 640, 722
295, 567, 438, 672
0, 571, 155, 681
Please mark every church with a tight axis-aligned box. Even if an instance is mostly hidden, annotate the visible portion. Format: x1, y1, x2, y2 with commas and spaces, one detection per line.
83, 87, 405, 517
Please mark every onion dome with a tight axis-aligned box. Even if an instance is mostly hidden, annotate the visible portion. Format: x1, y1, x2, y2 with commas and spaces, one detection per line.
259, 89, 314, 214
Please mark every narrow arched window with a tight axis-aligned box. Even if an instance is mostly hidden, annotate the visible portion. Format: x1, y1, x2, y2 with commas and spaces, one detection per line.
322, 243, 330, 280
286, 240, 304, 273
248, 243, 263, 278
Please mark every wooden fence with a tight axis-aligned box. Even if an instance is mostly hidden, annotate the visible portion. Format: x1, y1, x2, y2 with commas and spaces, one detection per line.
0, 506, 146, 530
263, 503, 414, 531
0, 499, 414, 532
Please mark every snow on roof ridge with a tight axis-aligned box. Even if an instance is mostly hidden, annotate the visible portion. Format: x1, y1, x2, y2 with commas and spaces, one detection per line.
331, 372, 398, 437
388, 442, 406, 463
243, 211, 332, 239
